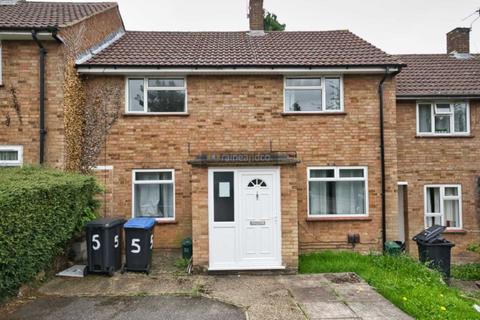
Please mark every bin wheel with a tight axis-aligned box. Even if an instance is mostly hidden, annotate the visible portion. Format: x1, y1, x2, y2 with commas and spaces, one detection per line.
83, 267, 88, 277
145, 264, 151, 275
107, 266, 115, 277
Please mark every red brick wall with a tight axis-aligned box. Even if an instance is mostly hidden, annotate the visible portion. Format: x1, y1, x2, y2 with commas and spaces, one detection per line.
85, 74, 398, 268
396, 99, 480, 262
0, 7, 123, 168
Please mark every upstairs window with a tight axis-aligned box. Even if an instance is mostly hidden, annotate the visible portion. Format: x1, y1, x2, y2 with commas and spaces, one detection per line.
0, 145, 23, 166
284, 77, 343, 113
127, 78, 186, 114
417, 102, 469, 135
424, 185, 462, 229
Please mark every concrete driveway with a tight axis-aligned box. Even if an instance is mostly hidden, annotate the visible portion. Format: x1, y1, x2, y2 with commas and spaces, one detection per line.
2, 251, 412, 320
2, 296, 244, 320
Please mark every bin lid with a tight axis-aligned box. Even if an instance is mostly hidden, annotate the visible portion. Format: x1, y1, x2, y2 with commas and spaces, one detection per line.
182, 237, 192, 246
86, 217, 126, 228
124, 218, 156, 229
412, 225, 446, 243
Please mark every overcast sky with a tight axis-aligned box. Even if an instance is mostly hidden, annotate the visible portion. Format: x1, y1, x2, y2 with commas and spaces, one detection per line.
43, 0, 480, 54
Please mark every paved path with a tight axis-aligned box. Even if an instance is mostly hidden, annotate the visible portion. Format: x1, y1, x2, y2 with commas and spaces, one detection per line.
2, 251, 412, 320
2, 296, 245, 320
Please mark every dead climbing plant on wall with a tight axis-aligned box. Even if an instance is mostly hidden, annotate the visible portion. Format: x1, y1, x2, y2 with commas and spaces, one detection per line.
80, 78, 121, 172
63, 58, 86, 172
1, 85, 22, 127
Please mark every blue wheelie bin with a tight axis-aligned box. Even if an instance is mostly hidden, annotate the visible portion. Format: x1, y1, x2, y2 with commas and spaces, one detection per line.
122, 218, 156, 274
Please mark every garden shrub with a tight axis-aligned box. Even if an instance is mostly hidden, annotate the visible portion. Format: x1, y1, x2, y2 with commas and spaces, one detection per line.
0, 166, 101, 300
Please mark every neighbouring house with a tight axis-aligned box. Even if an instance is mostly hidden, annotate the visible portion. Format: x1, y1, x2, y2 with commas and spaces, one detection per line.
0, 0, 478, 271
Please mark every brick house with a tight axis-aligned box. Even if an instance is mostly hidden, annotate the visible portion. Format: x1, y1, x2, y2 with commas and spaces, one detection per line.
0, 0, 478, 271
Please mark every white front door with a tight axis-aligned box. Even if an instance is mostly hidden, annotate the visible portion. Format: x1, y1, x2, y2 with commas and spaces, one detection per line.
209, 168, 282, 270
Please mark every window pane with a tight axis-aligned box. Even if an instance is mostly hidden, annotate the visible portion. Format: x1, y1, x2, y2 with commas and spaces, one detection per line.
426, 187, 440, 213
418, 104, 432, 132
147, 90, 185, 112
444, 199, 460, 228
148, 78, 184, 87
339, 169, 364, 178
309, 181, 366, 215
285, 89, 322, 112
128, 79, 144, 112
0, 151, 18, 161
214, 172, 234, 222
445, 187, 458, 196
335, 181, 366, 215
286, 78, 321, 87
426, 215, 441, 228
454, 103, 467, 133
310, 169, 334, 178
435, 104, 451, 113
309, 181, 328, 215
135, 171, 172, 181
325, 78, 341, 110
434, 115, 450, 133
134, 183, 174, 218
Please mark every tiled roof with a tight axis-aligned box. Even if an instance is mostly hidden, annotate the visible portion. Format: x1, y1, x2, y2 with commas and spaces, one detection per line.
0, 1, 117, 29
81, 30, 402, 67
395, 54, 480, 97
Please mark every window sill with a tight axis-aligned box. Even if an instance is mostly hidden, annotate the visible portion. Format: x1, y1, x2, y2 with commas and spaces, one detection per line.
416, 134, 474, 139
154, 219, 177, 225
306, 216, 371, 222
443, 229, 466, 234
282, 112, 346, 116
123, 112, 190, 117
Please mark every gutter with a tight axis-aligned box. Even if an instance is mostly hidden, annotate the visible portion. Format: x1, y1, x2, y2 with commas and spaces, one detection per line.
76, 66, 402, 75
31, 30, 47, 164
378, 66, 401, 249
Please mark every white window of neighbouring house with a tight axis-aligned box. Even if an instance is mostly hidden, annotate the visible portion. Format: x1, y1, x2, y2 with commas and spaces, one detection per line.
126, 78, 186, 114
132, 169, 175, 220
308, 167, 368, 217
284, 76, 343, 113
0, 41, 3, 86
417, 102, 469, 135
424, 185, 462, 229
0, 145, 23, 166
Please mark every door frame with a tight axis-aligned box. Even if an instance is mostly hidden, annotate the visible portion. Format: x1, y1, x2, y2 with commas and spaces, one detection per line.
208, 167, 283, 270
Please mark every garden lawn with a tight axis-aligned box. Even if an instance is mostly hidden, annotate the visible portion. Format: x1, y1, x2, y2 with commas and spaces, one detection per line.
452, 263, 480, 281
299, 251, 479, 320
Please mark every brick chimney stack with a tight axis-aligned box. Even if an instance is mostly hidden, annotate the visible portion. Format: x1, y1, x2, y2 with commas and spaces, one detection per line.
249, 0, 264, 33
447, 27, 470, 54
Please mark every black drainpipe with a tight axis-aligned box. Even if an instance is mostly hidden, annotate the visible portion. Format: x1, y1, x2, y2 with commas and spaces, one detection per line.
378, 66, 401, 250
32, 30, 47, 164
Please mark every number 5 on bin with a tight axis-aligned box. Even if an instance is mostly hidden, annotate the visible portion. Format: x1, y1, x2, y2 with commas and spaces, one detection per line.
131, 238, 141, 253
92, 234, 100, 250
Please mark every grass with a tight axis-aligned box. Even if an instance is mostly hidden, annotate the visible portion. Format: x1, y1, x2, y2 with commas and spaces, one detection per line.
299, 251, 479, 320
452, 263, 480, 281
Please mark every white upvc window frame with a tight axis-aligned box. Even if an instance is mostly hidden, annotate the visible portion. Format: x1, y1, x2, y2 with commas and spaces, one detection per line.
0, 145, 23, 166
424, 184, 462, 230
283, 75, 344, 114
0, 40, 3, 86
416, 101, 470, 136
125, 77, 188, 115
307, 166, 369, 217
131, 169, 176, 221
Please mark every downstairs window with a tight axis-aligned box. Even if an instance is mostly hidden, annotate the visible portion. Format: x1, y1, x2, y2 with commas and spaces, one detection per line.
424, 185, 462, 229
308, 167, 368, 217
132, 170, 175, 220
0, 145, 23, 166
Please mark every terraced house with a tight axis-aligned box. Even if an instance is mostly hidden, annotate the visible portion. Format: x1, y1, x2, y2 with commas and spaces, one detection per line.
0, 0, 478, 271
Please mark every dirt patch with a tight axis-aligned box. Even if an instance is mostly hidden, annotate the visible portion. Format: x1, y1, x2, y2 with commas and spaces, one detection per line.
325, 273, 361, 284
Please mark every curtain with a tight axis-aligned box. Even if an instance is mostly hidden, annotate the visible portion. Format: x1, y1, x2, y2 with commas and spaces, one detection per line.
310, 181, 365, 215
